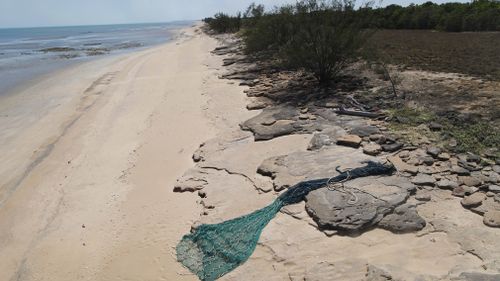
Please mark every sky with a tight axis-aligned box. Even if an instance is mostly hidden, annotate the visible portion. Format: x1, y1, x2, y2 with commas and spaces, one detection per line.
0, 0, 469, 28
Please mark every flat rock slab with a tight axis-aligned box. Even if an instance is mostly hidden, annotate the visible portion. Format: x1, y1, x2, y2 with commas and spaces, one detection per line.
305, 175, 416, 233
241, 105, 366, 141
257, 145, 376, 191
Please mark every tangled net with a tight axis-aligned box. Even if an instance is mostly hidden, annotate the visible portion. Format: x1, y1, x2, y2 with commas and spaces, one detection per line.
176, 161, 394, 281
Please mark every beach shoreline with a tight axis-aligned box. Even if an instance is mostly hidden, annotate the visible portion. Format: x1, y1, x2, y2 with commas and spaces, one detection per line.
0, 23, 219, 280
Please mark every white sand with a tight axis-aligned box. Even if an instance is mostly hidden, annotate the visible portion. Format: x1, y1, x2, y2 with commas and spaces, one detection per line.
0, 25, 217, 281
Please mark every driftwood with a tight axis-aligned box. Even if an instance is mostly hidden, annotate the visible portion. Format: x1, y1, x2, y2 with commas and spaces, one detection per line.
335, 106, 380, 118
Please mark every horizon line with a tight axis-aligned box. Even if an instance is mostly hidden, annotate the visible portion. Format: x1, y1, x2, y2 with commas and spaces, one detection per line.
0, 19, 199, 30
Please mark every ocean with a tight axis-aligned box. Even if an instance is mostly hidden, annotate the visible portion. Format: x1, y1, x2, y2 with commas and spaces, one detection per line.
0, 21, 193, 95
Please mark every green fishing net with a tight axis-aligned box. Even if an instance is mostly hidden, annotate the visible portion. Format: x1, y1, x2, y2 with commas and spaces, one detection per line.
176, 161, 393, 281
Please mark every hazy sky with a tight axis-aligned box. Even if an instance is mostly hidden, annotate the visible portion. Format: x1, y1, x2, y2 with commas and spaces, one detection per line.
0, 0, 469, 28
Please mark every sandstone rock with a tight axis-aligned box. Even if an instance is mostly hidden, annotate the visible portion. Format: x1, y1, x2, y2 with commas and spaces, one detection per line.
398, 150, 410, 159
483, 210, 500, 228
489, 185, 500, 193
305, 176, 414, 232
415, 193, 431, 202
246, 100, 269, 110
173, 177, 207, 192
363, 143, 382, 156
418, 166, 439, 174
387, 155, 418, 175
308, 127, 347, 151
337, 135, 362, 148
427, 146, 442, 158
378, 204, 426, 233
437, 153, 451, 161
382, 143, 403, 152
452, 165, 471, 176
364, 265, 395, 281
412, 174, 436, 186
436, 179, 459, 190
421, 156, 435, 166
466, 153, 481, 163
299, 114, 309, 120
493, 165, 500, 174
458, 176, 482, 187
461, 193, 486, 208
350, 125, 380, 137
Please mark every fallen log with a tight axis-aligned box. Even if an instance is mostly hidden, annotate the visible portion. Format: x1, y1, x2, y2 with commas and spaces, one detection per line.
335, 106, 380, 118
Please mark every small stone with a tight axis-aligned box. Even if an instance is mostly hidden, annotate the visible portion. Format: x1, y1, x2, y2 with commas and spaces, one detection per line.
198, 190, 207, 198
398, 150, 410, 158
298, 114, 309, 120
436, 179, 459, 190
427, 146, 441, 158
300, 107, 309, 114
483, 210, 500, 227
421, 156, 435, 166
493, 165, 500, 174
428, 122, 443, 131
412, 174, 436, 186
382, 143, 403, 152
363, 143, 382, 156
336, 135, 362, 148
452, 165, 470, 176
461, 193, 486, 208
489, 185, 500, 193
437, 153, 451, 161
415, 194, 431, 202
369, 134, 383, 141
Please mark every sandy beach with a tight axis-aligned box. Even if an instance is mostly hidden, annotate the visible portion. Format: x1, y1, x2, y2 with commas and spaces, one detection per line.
0, 25, 217, 280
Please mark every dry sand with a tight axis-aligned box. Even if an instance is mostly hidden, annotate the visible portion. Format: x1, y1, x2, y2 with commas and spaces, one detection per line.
0, 25, 217, 281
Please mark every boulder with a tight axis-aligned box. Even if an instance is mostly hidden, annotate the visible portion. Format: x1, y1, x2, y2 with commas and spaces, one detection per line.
305, 176, 414, 232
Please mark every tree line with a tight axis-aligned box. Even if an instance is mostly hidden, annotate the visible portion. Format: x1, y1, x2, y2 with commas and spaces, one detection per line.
203, 0, 499, 85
